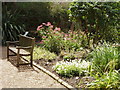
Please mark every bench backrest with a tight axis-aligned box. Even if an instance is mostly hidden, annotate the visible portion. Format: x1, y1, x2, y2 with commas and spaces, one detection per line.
19, 34, 35, 53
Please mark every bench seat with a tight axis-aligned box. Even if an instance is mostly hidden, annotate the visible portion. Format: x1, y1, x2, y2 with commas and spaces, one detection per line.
9, 47, 30, 55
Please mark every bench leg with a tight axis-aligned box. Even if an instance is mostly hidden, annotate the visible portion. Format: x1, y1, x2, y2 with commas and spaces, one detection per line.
7, 47, 9, 61
17, 55, 20, 67
17, 50, 20, 67
30, 55, 33, 67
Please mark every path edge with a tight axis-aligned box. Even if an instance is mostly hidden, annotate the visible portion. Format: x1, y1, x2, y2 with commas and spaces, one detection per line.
22, 57, 74, 89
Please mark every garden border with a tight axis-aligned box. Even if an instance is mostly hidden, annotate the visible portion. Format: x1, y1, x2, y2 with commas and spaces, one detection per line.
22, 57, 74, 89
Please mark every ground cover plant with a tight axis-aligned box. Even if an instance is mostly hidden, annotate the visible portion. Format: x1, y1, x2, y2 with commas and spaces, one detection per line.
53, 59, 90, 77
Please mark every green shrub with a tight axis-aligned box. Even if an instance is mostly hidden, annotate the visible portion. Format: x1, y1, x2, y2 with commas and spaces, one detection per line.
53, 60, 90, 77
2, 4, 25, 45
88, 43, 119, 74
87, 70, 120, 89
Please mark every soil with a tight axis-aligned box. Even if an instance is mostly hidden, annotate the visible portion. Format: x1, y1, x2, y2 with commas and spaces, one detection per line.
34, 57, 95, 88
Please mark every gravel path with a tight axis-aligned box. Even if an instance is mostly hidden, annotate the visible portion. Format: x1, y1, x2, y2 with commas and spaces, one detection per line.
0, 46, 66, 89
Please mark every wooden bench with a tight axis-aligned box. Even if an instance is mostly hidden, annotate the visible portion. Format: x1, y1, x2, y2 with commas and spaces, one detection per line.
6, 34, 35, 67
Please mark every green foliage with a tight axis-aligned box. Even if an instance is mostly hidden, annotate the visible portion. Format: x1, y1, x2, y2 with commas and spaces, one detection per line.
68, 2, 120, 44
5, 2, 71, 32
50, 2, 71, 31
87, 43, 119, 74
63, 54, 75, 60
27, 46, 57, 60
2, 4, 25, 45
43, 35, 64, 54
87, 70, 120, 89
16, 2, 52, 31
53, 60, 90, 77
36, 22, 84, 54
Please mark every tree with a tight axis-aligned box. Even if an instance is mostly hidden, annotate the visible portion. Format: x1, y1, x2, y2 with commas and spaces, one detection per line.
68, 2, 120, 47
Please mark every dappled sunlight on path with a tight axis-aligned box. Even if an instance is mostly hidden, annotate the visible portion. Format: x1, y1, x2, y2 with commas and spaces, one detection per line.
0, 46, 66, 88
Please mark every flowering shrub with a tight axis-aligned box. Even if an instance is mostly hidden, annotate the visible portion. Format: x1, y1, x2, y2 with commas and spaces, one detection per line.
37, 22, 83, 53
53, 59, 90, 77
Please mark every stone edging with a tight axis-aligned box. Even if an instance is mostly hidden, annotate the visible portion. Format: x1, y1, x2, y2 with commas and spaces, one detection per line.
22, 57, 74, 89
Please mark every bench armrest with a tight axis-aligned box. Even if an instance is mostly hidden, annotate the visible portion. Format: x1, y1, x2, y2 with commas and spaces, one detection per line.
16, 46, 32, 49
6, 41, 19, 47
6, 41, 19, 44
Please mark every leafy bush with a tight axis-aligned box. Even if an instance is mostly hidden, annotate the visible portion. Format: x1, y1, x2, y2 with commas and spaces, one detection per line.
87, 70, 120, 89
87, 43, 119, 74
53, 60, 90, 77
68, 2, 120, 44
2, 5, 25, 45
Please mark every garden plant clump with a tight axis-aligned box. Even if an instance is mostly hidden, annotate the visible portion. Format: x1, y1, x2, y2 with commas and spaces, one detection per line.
26, 47, 57, 61
87, 43, 119, 74
53, 59, 90, 77
85, 43, 120, 89
87, 70, 120, 89
36, 22, 84, 54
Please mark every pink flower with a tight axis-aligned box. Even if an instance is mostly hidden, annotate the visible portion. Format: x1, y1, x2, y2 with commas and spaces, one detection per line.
54, 27, 61, 31
37, 25, 42, 31
46, 22, 51, 26
50, 25, 53, 28
55, 27, 61, 31
40, 40, 44, 44
42, 23, 46, 25
53, 30, 56, 33
67, 38, 71, 40
42, 36, 46, 38
57, 28, 61, 31
65, 34, 69, 37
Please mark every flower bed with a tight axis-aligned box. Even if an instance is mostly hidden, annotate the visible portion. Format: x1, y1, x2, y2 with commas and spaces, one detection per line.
33, 22, 120, 89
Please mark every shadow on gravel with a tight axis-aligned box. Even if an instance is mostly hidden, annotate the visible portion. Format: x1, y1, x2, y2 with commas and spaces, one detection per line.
1, 46, 39, 73
8, 56, 39, 73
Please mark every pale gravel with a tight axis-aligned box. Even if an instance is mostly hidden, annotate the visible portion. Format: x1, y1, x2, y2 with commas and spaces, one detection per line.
0, 46, 66, 89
